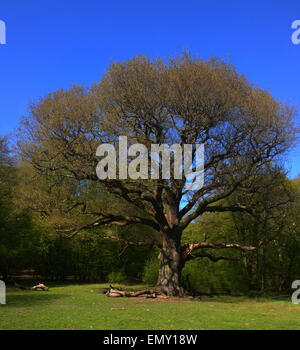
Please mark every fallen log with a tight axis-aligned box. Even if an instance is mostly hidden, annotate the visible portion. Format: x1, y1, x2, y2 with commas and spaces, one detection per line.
106, 285, 158, 298
11, 279, 49, 291
31, 283, 49, 291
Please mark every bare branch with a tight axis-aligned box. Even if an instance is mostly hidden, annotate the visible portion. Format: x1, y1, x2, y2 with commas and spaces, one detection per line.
182, 241, 256, 263
58, 214, 160, 238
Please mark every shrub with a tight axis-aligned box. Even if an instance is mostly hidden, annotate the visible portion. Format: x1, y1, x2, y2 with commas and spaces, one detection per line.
182, 258, 249, 295
142, 257, 159, 285
107, 270, 127, 284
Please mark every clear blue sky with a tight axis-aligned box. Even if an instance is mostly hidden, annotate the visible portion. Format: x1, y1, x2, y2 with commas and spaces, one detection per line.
0, 1, 299, 177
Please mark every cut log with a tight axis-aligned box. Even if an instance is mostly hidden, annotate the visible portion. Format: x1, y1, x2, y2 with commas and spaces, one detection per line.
106, 285, 158, 298
31, 283, 49, 291
11, 279, 49, 291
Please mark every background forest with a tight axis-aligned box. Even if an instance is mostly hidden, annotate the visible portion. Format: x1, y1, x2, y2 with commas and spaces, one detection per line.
1, 133, 299, 295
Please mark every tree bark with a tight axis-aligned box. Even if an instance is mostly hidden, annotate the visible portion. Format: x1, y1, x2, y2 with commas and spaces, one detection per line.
157, 232, 183, 296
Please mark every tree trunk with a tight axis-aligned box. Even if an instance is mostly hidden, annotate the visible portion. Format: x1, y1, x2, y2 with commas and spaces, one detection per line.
157, 233, 183, 296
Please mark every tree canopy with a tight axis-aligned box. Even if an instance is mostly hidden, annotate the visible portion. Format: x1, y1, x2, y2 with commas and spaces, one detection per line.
17, 54, 297, 295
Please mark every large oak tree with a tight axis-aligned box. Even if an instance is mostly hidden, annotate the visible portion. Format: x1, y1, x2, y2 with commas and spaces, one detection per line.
19, 54, 296, 296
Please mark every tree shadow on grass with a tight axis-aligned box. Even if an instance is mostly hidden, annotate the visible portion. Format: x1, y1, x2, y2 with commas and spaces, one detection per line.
4, 291, 69, 308
6, 280, 101, 288
191, 294, 290, 304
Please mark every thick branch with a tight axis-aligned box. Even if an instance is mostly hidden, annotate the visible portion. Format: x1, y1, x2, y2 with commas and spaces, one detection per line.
104, 233, 160, 255
58, 214, 160, 238
184, 251, 241, 263
182, 241, 256, 263
204, 205, 252, 214
179, 179, 249, 230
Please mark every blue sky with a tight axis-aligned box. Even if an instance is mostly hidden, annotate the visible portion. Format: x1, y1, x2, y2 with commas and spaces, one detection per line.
0, 1, 299, 177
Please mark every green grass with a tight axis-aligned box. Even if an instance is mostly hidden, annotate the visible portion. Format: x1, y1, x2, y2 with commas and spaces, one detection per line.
0, 283, 300, 330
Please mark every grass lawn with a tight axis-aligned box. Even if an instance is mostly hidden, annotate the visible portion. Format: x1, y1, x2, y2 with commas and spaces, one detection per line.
0, 283, 299, 330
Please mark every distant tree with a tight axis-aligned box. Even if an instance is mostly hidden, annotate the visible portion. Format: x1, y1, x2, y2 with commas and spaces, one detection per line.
182, 166, 297, 294
0, 137, 38, 281
231, 170, 300, 292
18, 54, 296, 295
0, 136, 11, 165
14, 163, 155, 282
